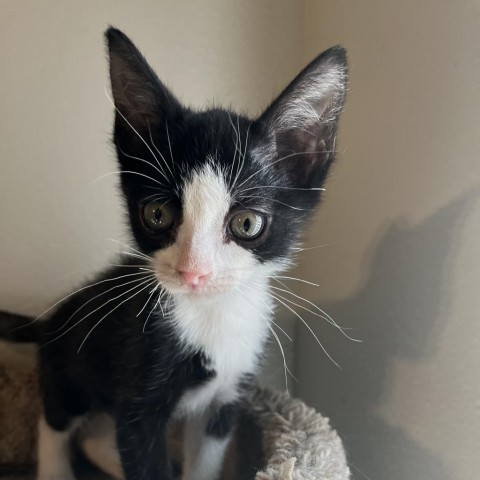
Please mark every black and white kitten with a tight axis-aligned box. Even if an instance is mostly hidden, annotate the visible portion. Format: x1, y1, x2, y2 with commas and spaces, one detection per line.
29, 28, 346, 480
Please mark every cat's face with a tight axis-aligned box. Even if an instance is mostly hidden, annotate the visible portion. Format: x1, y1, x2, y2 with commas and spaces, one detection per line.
106, 28, 347, 299
150, 160, 278, 297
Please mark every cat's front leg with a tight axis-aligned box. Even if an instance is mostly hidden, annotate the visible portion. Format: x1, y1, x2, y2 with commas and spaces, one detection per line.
116, 405, 172, 480
182, 403, 238, 480
37, 415, 78, 480
79, 413, 124, 480
37, 376, 87, 480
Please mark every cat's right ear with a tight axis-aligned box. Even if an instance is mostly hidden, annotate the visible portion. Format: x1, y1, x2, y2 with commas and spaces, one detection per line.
105, 27, 182, 136
255, 47, 347, 189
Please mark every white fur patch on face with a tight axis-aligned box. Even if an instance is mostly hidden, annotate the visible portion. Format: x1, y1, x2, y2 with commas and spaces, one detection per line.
153, 163, 258, 296
150, 163, 288, 417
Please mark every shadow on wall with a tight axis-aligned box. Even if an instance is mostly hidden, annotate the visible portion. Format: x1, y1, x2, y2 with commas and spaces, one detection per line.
295, 189, 480, 480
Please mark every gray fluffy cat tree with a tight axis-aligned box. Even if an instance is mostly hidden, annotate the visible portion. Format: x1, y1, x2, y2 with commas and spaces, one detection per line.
0, 317, 350, 480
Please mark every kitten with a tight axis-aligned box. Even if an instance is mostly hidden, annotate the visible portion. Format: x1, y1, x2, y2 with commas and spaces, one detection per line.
10, 28, 347, 480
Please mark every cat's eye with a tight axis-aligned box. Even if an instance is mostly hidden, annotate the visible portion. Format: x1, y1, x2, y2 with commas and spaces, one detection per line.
229, 211, 266, 241
141, 201, 175, 233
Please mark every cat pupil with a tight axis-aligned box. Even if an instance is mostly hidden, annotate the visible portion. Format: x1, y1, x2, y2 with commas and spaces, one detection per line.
154, 208, 162, 224
243, 218, 251, 232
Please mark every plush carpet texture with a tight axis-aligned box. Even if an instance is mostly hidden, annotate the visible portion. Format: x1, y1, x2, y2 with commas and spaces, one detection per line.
0, 315, 350, 480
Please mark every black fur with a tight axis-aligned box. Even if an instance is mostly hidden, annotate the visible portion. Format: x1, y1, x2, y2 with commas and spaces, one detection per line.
39, 259, 217, 479
0, 310, 39, 342
1, 28, 347, 480
205, 403, 239, 439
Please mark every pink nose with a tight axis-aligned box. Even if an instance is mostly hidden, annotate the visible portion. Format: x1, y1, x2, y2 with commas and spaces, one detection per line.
180, 270, 211, 288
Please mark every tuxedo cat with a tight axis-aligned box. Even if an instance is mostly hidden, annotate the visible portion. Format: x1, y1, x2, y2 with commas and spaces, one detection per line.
21, 28, 347, 480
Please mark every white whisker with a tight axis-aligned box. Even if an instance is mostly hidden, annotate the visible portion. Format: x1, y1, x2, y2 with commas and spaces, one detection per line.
291, 243, 332, 252
121, 251, 154, 263
268, 284, 360, 341
268, 323, 297, 388
108, 264, 155, 271
263, 289, 341, 368
230, 117, 250, 190
275, 294, 339, 367
234, 285, 294, 391
143, 288, 168, 332
140, 192, 170, 203
108, 239, 153, 261
49, 274, 154, 335
116, 143, 168, 183
33, 271, 154, 322
93, 170, 165, 187
147, 119, 174, 180
165, 120, 178, 181
137, 283, 160, 318
237, 282, 292, 342
349, 463, 374, 480
258, 275, 319, 287
238, 185, 325, 194
239, 195, 305, 211
40, 277, 155, 349
227, 113, 241, 191
77, 279, 158, 353
235, 149, 337, 191
104, 86, 167, 183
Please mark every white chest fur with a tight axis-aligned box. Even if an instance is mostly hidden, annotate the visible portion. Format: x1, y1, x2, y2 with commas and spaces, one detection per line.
171, 282, 272, 416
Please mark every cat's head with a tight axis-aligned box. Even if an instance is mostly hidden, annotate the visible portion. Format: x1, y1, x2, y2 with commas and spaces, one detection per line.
106, 28, 347, 299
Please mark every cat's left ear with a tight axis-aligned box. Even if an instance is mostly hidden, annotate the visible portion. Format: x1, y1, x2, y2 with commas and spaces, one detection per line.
106, 27, 182, 135
256, 47, 347, 188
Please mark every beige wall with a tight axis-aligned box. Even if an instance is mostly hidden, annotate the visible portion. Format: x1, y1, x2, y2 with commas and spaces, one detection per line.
295, 1, 480, 479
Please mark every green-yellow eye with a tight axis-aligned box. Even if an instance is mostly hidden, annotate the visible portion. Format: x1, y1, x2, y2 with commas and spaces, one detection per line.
229, 211, 265, 240
142, 201, 175, 232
